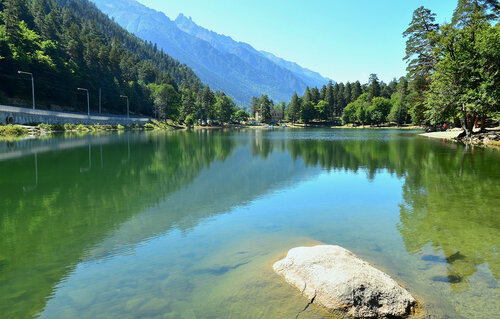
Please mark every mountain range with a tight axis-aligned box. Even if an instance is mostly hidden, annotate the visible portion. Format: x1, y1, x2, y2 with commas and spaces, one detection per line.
91, 0, 332, 105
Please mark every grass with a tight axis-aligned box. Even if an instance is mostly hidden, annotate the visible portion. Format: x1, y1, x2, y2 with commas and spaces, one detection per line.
144, 119, 179, 131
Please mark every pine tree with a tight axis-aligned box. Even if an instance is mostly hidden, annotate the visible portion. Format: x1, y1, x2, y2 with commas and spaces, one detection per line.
344, 82, 352, 104
325, 81, 335, 120
351, 81, 362, 101
319, 84, 327, 101
368, 74, 381, 99
287, 92, 300, 124
403, 6, 439, 80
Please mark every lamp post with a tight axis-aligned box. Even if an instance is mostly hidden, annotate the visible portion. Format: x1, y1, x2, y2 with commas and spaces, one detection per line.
77, 88, 90, 115
17, 71, 35, 109
120, 95, 129, 119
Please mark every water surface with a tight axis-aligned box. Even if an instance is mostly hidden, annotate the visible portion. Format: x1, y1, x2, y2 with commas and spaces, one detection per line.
0, 129, 498, 318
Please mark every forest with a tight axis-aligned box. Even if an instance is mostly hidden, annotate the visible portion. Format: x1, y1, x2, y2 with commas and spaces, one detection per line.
251, 0, 499, 136
0, 0, 244, 124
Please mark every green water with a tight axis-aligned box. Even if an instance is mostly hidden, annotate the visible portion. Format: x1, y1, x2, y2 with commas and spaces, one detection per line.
0, 129, 498, 319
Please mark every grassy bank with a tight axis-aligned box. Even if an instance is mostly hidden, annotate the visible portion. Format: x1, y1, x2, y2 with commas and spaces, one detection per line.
0, 123, 141, 139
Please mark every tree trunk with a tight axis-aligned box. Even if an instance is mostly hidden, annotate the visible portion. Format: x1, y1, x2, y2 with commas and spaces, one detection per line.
461, 104, 474, 137
480, 112, 486, 132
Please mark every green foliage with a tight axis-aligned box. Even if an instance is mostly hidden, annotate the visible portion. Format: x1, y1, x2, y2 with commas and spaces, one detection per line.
402, 2, 500, 132
0, 124, 27, 136
389, 92, 408, 125
214, 93, 236, 123
342, 102, 357, 125
258, 94, 272, 123
403, 6, 439, 80
147, 119, 175, 130
300, 101, 314, 124
76, 124, 88, 131
367, 97, 392, 125
368, 74, 381, 99
149, 83, 181, 121
184, 114, 196, 126
233, 109, 249, 123
286, 92, 300, 124
144, 122, 155, 130
63, 123, 76, 130
314, 100, 329, 121
38, 123, 64, 131
0, 0, 206, 119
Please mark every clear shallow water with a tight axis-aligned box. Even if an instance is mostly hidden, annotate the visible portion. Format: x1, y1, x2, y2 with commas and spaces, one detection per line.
0, 129, 498, 319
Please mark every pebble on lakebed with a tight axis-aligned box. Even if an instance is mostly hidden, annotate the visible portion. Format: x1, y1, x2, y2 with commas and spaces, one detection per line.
273, 245, 418, 318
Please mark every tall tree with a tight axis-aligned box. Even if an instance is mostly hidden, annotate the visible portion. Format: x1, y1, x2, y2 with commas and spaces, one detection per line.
403, 6, 440, 80
310, 87, 320, 104
287, 92, 300, 124
325, 81, 335, 120
426, 1, 499, 135
368, 74, 381, 99
258, 94, 272, 123
335, 83, 345, 117
344, 82, 352, 104
351, 81, 362, 102
214, 93, 236, 123
250, 96, 259, 118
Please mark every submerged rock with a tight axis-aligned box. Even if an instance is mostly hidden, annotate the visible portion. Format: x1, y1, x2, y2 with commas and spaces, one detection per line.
273, 245, 417, 318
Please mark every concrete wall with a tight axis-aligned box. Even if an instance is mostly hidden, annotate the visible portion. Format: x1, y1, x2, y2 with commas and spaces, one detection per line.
0, 105, 151, 125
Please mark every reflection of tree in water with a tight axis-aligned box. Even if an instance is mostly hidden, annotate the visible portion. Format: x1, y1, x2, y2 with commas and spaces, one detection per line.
398, 145, 500, 288
250, 133, 500, 288
0, 130, 237, 319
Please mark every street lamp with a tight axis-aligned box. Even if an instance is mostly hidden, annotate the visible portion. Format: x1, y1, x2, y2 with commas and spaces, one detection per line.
77, 88, 90, 115
18, 71, 35, 109
120, 95, 129, 119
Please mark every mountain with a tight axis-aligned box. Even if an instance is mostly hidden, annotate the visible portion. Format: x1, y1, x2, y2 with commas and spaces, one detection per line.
91, 0, 332, 105
259, 50, 332, 88
174, 13, 332, 89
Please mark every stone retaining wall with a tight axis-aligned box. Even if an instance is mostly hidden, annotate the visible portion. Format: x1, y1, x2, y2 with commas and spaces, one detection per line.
0, 104, 151, 125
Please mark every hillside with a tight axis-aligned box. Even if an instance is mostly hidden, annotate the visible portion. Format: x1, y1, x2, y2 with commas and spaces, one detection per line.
92, 0, 332, 105
0, 0, 201, 115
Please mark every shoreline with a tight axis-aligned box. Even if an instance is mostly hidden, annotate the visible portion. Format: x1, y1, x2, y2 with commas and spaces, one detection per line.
419, 129, 500, 149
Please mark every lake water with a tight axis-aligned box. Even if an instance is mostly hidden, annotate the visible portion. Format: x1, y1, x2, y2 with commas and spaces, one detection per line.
0, 129, 498, 319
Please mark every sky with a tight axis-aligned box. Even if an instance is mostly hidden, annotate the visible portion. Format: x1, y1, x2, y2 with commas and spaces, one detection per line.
137, 0, 458, 84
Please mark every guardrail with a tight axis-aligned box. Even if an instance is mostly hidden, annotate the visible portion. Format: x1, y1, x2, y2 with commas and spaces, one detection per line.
0, 104, 151, 125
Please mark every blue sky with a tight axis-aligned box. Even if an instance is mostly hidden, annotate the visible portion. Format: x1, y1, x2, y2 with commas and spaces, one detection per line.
137, 0, 458, 84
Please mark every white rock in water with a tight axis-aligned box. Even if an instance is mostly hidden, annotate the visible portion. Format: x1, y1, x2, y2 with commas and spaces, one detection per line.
273, 245, 417, 318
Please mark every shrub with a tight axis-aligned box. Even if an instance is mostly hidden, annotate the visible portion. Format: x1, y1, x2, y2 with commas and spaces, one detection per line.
0, 125, 27, 136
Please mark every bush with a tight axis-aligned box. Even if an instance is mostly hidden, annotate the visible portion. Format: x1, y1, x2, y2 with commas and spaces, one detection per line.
76, 124, 89, 131
0, 125, 27, 136
64, 123, 77, 131
38, 123, 65, 131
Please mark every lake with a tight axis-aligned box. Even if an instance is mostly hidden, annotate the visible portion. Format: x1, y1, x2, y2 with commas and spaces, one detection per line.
0, 129, 498, 318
